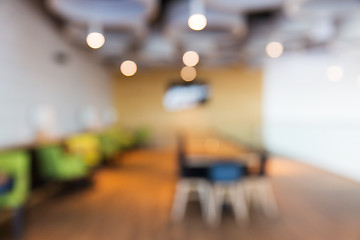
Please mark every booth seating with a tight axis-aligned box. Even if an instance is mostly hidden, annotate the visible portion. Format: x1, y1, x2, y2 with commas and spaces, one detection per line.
0, 150, 30, 238
66, 133, 102, 168
36, 145, 88, 181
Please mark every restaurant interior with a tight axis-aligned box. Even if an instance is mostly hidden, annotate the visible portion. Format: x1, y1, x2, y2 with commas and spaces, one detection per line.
2, 0, 360, 239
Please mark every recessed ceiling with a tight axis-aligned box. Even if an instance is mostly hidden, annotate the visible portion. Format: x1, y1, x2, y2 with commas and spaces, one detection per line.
42, 0, 360, 69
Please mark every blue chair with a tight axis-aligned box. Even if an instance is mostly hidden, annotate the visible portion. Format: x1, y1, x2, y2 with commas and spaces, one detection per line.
209, 162, 245, 182
207, 162, 249, 226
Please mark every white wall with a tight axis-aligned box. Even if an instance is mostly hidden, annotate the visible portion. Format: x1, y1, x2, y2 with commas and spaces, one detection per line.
0, 0, 111, 148
263, 50, 360, 182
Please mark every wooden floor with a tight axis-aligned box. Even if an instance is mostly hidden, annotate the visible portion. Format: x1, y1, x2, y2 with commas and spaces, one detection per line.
2, 148, 360, 240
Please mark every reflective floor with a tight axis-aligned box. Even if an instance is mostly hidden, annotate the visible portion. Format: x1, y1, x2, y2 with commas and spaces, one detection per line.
3, 149, 360, 240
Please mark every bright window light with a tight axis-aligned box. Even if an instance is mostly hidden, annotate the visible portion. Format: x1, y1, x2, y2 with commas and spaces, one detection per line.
326, 65, 343, 82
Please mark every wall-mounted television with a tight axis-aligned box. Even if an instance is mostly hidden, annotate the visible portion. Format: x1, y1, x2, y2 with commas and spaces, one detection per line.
163, 81, 211, 112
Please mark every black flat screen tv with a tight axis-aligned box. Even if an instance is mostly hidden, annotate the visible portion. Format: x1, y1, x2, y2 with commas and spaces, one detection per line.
163, 81, 210, 112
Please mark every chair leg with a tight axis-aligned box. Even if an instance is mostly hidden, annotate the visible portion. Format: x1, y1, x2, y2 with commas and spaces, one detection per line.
251, 178, 267, 210
230, 183, 249, 224
206, 185, 217, 226
197, 180, 211, 222
207, 184, 226, 227
171, 180, 190, 222
12, 207, 24, 239
258, 178, 279, 219
251, 181, 263, 211
243, 178, 258, 207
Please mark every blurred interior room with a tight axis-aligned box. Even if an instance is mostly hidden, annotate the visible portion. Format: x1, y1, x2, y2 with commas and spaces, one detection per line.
2, 0, 360, 239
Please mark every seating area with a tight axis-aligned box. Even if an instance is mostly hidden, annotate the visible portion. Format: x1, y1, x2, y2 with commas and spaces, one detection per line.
2, 0, 360, 239
0, 127, 150, 238
0, 147, 358, 240
171, 134, 278, 226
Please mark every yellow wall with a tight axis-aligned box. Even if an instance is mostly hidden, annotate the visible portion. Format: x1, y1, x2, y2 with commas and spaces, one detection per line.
111, 66, 262, 147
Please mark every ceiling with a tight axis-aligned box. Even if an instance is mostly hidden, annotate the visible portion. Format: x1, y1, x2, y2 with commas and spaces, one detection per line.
42, 0, 360, 69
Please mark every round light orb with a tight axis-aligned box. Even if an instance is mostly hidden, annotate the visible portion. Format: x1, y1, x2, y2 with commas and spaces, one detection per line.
86, 32, 105, 49
180, 66, 197, 82
120, 60, 137, 77
266, 41, 284, 58
188, 14, 207, 31
183, 51, 200, 67
326, 65, 343, 82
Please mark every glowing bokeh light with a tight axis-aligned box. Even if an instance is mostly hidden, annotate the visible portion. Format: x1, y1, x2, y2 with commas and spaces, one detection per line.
86, 32, 105, 49
180, 66, 197, 82
183, 51, 200, 67
265, 41, 284, 58
188, 14, 207, 31
120, 60, 137, 77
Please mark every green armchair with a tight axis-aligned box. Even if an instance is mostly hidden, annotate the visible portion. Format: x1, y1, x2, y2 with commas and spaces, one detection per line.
65, 134, 102, 168
134, 127, 151, 147
98, 133, 121, 161
98, 127, 151, 158
0, 150, 30, 238
36, 145, 88, 181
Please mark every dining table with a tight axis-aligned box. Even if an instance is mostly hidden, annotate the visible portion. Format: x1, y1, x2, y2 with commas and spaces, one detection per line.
183, 134, 261, 172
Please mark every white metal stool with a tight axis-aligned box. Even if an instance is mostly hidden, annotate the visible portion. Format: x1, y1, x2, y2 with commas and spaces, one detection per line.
206, 181, 249, 226
243, 176, 279, 218
171, 178, 212, 222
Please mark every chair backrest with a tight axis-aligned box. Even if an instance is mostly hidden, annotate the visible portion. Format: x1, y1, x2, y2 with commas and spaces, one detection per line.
259, 151, 268, 176
36, 145, 63, 179
0, 151, 30, 208
0, 151, 30, 183
98, 133, 119, 158
176, 134, 188, 174
209, 162, 245, 182
66, 133, 101, 167
134, 127, 151, 146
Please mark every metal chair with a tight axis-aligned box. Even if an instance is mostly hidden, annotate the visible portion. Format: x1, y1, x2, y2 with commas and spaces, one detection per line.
171, 135, 212, 222
243, 151, 279, 219
206, 162, 249, 226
